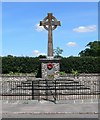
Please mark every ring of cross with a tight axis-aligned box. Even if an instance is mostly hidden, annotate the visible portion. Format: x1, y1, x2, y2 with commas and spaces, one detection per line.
43, 16, 58, 31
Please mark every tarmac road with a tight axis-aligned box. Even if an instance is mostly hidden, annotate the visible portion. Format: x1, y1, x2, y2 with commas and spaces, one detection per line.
2, 99, 99, 118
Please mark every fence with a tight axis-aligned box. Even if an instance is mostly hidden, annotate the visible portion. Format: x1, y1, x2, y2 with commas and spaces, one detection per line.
1, 79, 100, 103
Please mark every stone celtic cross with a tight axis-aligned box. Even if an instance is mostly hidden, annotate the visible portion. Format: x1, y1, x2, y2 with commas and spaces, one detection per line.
40, 13, 61, 57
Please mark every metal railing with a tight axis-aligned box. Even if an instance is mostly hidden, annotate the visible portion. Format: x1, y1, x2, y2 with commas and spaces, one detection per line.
1, 79, 100, 103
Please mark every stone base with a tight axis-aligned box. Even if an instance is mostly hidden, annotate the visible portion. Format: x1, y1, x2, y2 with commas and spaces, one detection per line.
40, 58, 61, 79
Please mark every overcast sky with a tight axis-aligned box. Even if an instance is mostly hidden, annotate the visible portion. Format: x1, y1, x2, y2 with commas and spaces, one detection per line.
2, 2, 98, 57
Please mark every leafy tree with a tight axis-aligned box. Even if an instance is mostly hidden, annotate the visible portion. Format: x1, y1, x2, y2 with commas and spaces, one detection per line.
53, 47, 63, 58
79, 41, 100, 57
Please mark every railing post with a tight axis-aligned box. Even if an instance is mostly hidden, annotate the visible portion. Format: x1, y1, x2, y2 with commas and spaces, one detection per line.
46, 80, 48, 100
55, 80, 56, 104
38, 80, 40, 101
32, 81, 34, 100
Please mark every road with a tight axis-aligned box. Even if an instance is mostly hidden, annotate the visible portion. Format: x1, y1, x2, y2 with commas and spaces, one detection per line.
2, 99, 99, 118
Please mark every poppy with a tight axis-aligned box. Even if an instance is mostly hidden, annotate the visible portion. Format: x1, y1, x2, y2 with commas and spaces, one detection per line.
47, 63, 53, 70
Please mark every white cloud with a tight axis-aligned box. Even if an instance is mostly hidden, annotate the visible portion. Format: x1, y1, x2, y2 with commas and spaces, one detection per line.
35, 24, 45, 32
73, 25, 96, 33
66, 42, 77, 47
33, 50, 46, 56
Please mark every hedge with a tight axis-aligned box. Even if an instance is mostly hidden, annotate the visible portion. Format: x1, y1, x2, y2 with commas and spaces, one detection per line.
60, 56, 99, 73
2, 56, 40, 74
1, 56, 100, 76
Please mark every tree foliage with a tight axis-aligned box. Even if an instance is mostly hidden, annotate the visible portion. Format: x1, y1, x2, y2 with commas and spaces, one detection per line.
53, 47, 63, 58
79, 41, 100, 57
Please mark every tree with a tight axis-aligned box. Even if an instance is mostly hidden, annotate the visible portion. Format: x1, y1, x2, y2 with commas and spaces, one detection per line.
53, 47, 63, 58
79, 41, 100, 57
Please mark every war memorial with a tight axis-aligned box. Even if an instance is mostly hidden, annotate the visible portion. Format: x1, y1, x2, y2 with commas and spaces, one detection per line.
1, 13, 100, 119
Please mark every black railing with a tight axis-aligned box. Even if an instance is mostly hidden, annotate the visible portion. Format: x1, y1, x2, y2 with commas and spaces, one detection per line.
1, 79, 100, 102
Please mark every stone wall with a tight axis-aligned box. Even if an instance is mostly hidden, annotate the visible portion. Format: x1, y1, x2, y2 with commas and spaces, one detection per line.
62, 73, 100, 81
0, 74, 43, 81
0, 73, 100, 81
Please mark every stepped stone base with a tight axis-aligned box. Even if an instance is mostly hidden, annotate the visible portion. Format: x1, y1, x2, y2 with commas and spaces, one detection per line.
40, 58, 61, 79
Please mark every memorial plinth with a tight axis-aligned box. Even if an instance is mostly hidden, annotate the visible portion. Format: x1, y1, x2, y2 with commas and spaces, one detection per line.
40, 58, 61, 79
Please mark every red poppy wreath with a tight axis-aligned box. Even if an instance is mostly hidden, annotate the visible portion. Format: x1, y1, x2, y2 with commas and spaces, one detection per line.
47, 63, 53, 70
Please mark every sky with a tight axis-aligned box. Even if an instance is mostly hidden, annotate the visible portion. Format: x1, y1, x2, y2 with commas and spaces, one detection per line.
2, 2, 98, 57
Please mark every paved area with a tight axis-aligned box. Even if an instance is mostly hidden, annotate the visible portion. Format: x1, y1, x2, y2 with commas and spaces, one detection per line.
2, 99, 99, 118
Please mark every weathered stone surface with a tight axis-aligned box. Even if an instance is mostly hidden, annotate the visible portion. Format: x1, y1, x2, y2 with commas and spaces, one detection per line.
1, 73, 99, 81
0, 74, 44, 81
39, 13, 61, 78
40, 58, 60, 79
40, 13, 61, 57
